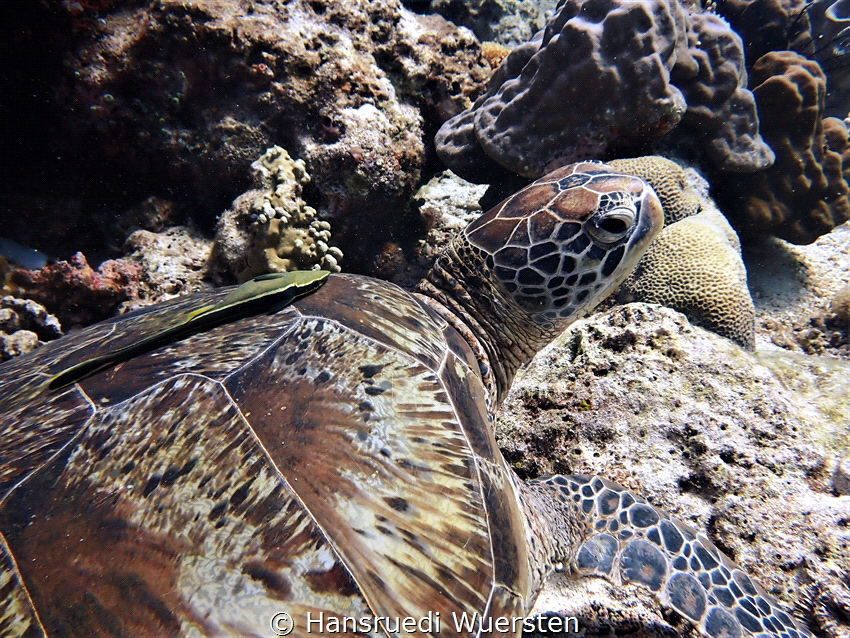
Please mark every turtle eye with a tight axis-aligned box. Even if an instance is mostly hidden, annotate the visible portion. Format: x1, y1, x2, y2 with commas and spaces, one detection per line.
588, 207, 636, 244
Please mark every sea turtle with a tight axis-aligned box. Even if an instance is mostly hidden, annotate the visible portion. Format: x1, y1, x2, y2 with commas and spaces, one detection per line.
0, 162, 811, 637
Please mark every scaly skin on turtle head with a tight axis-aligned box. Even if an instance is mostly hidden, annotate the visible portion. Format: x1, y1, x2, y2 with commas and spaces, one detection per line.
416, 161, 663, 405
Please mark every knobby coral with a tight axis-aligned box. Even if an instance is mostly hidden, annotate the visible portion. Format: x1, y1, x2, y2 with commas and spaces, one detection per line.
714, 51, 850, 243
436, 0, 773, 181
212, 147, 344, 283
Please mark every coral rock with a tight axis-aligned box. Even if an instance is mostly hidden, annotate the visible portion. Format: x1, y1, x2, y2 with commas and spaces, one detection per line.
123, 226, 214, 308
621, 206, 756, 349
0, 330, 39, 361
37, 0, 486, 264
212, 147, 344, 283
0, 296, 63, 360
9, 253, 140, 328
429, 0, 559, 47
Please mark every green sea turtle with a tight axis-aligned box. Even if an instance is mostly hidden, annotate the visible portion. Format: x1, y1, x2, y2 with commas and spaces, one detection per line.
0, 162, 811, 637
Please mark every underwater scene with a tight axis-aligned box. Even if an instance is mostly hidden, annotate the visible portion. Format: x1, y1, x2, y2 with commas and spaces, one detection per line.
0, 0, 848, 635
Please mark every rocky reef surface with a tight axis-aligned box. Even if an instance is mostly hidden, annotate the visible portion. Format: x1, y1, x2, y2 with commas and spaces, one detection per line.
505, 299, 849, 635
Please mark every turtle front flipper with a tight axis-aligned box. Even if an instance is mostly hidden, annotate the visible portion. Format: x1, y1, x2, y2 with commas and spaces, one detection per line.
525, 474, 812, 638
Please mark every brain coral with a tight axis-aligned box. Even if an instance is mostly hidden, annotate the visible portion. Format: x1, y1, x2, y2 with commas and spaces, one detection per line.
621, 206, 756, 350
714, 51, 850, 243
607, 156, 703, 224
435, 0, 774, 181
212, 147, 343, 283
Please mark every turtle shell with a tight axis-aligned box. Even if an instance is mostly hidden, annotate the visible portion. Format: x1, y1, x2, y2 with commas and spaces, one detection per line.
0, 273, 530, 635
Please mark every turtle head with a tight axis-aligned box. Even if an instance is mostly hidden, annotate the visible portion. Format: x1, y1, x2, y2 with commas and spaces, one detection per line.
417, 161, 663, 404
465, 161, 664, 324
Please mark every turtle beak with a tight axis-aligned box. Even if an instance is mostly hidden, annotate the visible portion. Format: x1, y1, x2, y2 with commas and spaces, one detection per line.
632, 185, 664, 253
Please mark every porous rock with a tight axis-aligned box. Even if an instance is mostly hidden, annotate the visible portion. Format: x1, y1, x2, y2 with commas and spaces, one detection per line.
715, 51, 850, 244
0, 297, 63, 361
380, 169, 490, 289
123, 225, 214, 309
500, 303, 849, 635
211, 146, 343, 283
428, 0, 559, 47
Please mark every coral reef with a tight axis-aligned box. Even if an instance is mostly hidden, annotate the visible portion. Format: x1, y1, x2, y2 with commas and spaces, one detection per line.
500, 303, 849, 635
714, 52, 850, 244
8, 253, 140, 328
212, 146, 343, 283
107, 197, 179, 254
383, 169, 490, 287
0, 297, 62, 361
38, 0, 488, 267
831, 284, 850, 331
435, 0, 774, 181
621, 207, 756, 349
711, 0, 813, 70
437, 0, 695, 180
674, 12, 775, 172
427, 0, 558, 46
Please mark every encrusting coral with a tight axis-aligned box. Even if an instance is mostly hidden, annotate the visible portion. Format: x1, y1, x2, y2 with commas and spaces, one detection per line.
432, 0, 849, 247
212, 146, 344, 283
7, 253, 140, 329
437, 0, 694, 180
